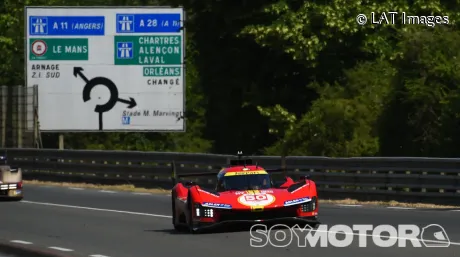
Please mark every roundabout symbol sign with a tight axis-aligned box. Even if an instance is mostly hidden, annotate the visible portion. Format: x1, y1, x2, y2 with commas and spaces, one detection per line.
73, 67, 137, 130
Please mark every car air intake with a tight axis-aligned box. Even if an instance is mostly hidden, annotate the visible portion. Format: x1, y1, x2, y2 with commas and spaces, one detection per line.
218, 207, 298, 221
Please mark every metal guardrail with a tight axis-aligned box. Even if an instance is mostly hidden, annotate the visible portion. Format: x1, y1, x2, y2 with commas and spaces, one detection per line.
3, 148, 460, 205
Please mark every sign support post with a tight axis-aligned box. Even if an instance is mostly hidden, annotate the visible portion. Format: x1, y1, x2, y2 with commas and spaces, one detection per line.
59, 134, 64, 150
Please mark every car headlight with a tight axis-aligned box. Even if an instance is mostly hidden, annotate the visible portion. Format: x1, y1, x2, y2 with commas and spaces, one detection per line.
195, 204, 201, 217
194, 204, 214, 217
301, 196, 317, 212
203, 208, 214, 217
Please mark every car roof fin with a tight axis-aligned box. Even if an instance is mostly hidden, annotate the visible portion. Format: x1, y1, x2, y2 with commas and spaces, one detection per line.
230, 151, 253, 166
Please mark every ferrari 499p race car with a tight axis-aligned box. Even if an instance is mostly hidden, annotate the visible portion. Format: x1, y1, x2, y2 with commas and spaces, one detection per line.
171, 152, 319, 233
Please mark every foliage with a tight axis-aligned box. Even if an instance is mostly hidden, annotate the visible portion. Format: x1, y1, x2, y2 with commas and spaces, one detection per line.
2, 0, 460, 157
379, 26, 460, 157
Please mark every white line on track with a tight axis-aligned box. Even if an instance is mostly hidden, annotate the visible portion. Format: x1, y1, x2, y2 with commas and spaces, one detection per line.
10, 240, 33, 244
19, 200, 460, 246
89, 255, 110, 257
386, 207, 416, 210
302, 227, 460, 246
99, 190, 116, 193
336, 204, 362, 207
132, 192, 152, 195
48, 246, 74, 252
21, 200, 172, 218
68, 187, 84, 190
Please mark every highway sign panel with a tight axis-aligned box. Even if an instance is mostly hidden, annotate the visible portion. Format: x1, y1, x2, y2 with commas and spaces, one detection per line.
116, 13, 181, 33
25, 6, 185, 132
29, 16, 105, 36
113, 35, 182, 65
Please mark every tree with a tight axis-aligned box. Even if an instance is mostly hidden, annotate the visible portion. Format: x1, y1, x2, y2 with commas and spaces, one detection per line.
379, 26, 460, 157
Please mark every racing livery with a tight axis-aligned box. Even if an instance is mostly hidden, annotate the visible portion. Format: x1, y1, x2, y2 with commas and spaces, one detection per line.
171, 153, 319, 233
0, 156, 23, 200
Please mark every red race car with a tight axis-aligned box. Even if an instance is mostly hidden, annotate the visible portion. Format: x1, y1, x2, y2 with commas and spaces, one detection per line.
171, 152, 319, 233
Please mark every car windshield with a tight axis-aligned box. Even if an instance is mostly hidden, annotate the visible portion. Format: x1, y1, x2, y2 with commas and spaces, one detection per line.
222, 174, 271, 191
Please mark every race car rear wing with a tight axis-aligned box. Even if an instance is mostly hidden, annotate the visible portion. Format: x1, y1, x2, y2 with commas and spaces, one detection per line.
170, 158, 220, 185
171, 151, 248, 184
171, 169, 286, 185
171, 151, 310, 185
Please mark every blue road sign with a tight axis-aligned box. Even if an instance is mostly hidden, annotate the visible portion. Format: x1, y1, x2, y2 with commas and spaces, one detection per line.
116, 13, 181, 33
29, 16, 105, 36
122, 116, 131, 125
117, 42, 133, 59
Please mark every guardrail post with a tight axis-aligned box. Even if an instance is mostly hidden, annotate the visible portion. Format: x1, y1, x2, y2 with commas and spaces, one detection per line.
281, 155, 286, 176
1, 86, 6, 148
58, 134, 64, 149
171, 160, 176, 185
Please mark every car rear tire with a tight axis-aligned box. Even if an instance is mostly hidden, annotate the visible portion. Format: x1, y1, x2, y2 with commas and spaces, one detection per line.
171, 194, 179, 230
172, 193, 186, 232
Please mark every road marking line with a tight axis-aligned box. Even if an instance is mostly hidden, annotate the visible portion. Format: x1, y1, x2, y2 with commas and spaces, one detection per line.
386, 207, 416, 210
21, 200, 172, 218
19, 200, 460, 246
295, 227, 460, 246
10, 240, 33, 244
336, 204, 362, 207
68, 187, 84, 190
132, 192, 151, 195
48, 246, 74, 251
89, 255, 110, 257
99, 190, 116, 193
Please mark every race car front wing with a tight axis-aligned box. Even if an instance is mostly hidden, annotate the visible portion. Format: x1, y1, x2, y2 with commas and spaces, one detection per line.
191, 204, 320, 232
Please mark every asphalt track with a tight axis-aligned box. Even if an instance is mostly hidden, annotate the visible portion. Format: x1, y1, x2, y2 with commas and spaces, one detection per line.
0, 253, 17, 257
1, 185, 460, 257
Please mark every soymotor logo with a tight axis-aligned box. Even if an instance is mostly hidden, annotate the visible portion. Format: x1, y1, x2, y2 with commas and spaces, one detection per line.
250, 224, 450, 248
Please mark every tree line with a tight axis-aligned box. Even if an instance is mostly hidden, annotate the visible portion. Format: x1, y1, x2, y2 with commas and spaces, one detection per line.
2, 0, 460, 157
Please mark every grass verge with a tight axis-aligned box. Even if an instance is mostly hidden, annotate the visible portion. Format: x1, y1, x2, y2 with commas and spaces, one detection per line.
24, 180, 170, 194
24, 180, 460, 209
320, 199, 460, 209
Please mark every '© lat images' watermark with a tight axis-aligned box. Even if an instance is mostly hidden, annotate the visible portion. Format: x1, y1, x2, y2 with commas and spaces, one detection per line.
356, 12, 449, 27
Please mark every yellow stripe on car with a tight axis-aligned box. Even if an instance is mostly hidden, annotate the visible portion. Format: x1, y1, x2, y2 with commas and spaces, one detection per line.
224, 170, 268, 176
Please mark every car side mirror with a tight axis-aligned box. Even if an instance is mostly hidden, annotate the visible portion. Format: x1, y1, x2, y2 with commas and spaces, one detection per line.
184, 181, 196, 186
300, 175, 310, 180
272, 181, 283, 187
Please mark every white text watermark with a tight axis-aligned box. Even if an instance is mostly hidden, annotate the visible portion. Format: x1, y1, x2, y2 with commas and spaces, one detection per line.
356, 12, 449, 27
250, 224, 450, 248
